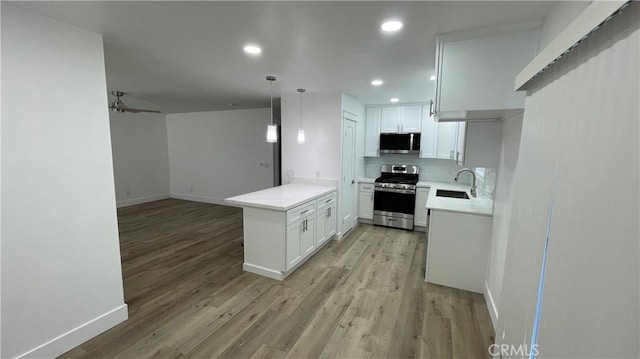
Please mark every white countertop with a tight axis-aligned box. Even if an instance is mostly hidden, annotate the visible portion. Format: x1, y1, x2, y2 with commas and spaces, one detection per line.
225, 184, 337, 211
357, 178, 493, 216
426, 183, 493, 217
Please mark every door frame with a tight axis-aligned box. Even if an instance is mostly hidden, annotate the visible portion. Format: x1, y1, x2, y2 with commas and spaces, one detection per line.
338, 111, 358, 238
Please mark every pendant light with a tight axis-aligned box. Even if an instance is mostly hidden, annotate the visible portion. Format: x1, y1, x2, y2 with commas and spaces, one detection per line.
296, 88, 306, 144
266, 76, 278, 143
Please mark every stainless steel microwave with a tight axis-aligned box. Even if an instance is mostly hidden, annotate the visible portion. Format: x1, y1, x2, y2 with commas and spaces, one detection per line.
379, 133, 421, 154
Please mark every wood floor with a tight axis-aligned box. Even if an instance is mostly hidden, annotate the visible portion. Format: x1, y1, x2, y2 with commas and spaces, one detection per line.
60, 199, 494, 359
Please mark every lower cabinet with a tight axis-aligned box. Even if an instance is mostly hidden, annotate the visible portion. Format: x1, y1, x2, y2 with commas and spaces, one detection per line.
358, 183, 374, 220
317, 200, 337, 247
243, 190, 337, 280
285, 192, 336, 272
414, 187, 430, 227
286, 220, 303, 270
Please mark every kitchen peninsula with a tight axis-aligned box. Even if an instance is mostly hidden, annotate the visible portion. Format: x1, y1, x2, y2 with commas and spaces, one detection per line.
225, 183, 337, 280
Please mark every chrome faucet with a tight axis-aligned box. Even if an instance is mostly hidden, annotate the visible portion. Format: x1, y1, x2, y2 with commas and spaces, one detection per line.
454, 168, 477, 198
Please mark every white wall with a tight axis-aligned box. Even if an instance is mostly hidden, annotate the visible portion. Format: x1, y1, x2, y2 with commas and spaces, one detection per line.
281, 92, 342, 183
166, 108, 274, 204
109, 97, 170, 207
497, 4, 639, 357
483, 111, 523, 328
1, 5, 127, 358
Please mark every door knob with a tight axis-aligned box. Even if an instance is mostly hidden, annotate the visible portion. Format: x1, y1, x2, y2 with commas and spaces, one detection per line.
351, 179, 356, 184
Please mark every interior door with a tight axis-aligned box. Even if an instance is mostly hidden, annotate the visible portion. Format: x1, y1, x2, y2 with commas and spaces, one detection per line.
340, 117, 357, 235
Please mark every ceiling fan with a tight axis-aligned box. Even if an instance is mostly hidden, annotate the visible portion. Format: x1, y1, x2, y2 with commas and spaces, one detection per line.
109, 91, 161, 114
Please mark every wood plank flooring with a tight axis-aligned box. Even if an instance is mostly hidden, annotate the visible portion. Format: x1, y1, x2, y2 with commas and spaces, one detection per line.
60, 199, 494, 359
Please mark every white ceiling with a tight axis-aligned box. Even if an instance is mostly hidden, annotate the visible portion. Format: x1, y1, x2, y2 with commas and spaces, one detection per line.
13, 1, 554, 113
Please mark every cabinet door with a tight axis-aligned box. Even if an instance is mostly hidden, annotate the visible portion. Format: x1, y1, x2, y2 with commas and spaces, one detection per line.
414, 188, 430, 227
380, 107, 401, 133
358, 190, 374, 220
420, 103, 438, 158
301, 217, 316, 256
365, 107, 381, 156
436, 121, 458, 159
455, 122, 467, 166
286, 222, 302, 270
400, 106, 422, 132
326, 203, 337, 238
437, 30, 537, 112
316, 207, 328, 246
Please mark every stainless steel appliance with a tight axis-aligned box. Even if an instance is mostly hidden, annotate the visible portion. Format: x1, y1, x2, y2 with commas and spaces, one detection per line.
373, 164, 419, 230
379, 133, 421, 154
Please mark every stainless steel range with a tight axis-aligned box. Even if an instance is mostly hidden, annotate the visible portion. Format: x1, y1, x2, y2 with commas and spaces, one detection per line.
373, 164, 419, 230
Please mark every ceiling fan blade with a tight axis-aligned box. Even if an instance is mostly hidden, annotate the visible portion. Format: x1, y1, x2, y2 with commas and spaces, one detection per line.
125, 108, 162, 114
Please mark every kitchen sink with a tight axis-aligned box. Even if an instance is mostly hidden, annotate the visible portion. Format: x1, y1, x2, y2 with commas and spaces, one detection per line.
436, 189, 470, 199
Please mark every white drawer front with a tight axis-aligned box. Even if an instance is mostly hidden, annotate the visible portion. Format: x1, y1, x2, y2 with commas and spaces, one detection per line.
316, 192, 337, 209
286, 201, 316, 225
359, 183, 374, 192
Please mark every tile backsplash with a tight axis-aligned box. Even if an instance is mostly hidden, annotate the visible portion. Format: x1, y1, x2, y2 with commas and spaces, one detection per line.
364, 154, 472, 185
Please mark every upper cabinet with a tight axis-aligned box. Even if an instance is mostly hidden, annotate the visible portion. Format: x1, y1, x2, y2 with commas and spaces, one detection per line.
380, 106, 422, 133
365, 107, 381, 157
434, 26, 539, 121
436, 121, 466, 163
419, 103, 438, 159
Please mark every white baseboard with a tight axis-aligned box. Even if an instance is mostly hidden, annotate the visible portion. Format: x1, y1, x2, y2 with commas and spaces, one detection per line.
243, 263, 284, 280
117, 193, 170, 208
170, 193, 241, 207
484, 280, 499, 331
16, 304, 128, 359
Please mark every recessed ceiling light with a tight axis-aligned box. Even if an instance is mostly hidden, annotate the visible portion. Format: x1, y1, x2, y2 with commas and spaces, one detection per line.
429, 75, 436, 81
381, 20, 403, 33
243, 44, 262, 55
390, 98, 399, 103
371, 79, 384, 86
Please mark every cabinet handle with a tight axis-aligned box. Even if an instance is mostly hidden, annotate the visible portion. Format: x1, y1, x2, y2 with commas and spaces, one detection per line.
327, 207, 331, 217
456, 151, 460, 162
301, 209, 309, 215
370, 193, 374, 201
450, 150, 454, 159
429, 100, 434, 116
325, 199, 332, 203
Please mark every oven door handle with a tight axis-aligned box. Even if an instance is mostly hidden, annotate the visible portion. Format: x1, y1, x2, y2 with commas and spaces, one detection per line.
374, 187, 415, 194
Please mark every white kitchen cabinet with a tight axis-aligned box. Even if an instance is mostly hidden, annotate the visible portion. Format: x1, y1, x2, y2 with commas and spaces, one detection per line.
434, 28, 538, 120
436, 121, 458, 159
285, 220, 303, 270
419, 103, 438, 158
414, 187, 430, 227
301, 216, 316, 256
365, 107, 381, 156
455, 121, 467, 166
426, 210, 492, 293
358, 183, 374, 220
380, 107, 401, 132
316, 193, 337, 246
228, 185, 337, 281
380, 106, 422, 133
436, 121, 466, 162
400, 106, 422, 132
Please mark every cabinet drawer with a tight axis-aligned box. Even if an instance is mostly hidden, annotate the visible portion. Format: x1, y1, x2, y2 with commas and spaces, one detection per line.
359, 183, 374, 192
286, 201, 316, 225
316, 192, 337, 209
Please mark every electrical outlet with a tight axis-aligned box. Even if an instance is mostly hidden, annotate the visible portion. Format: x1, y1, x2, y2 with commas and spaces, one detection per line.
316, 170, 321, 178
287, 169, 295, 178
264, 163, 269, 168
190, 186, 194, 193
126, 189, 131, 197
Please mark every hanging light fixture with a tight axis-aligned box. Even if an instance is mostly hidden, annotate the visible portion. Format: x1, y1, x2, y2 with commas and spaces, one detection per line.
266, 75, 278, 143
297, 88, 306, 144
